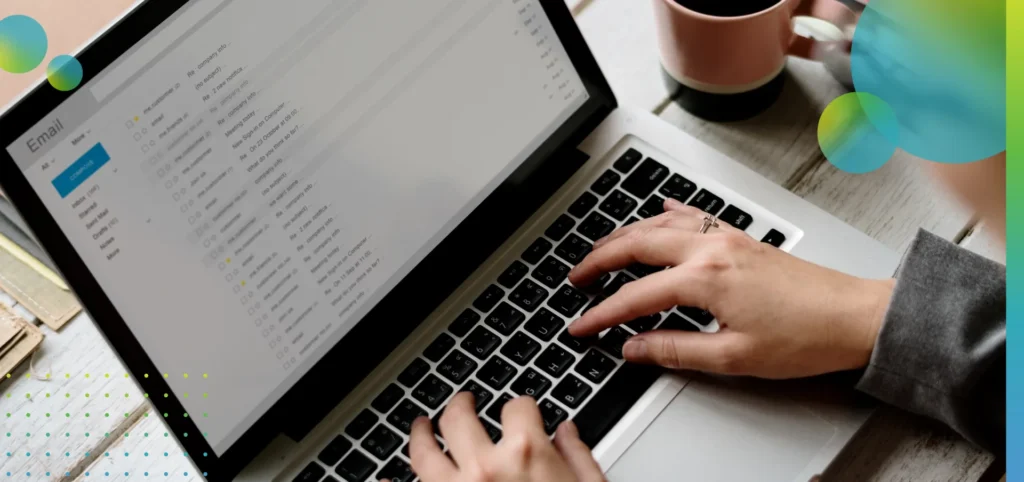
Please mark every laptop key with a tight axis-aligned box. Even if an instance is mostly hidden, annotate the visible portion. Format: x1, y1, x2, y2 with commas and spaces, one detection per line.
718, 205, 753, 231
538, 399, 569, 434
574, 350, 616, 384
412, 374, 454, 409
531, 256, 571, 289
448, 309, 481, 337
318, 435, 353, 467
522, 238, 553, 264
397, 358, 430, 388
481, 418, 503, 442
371, 383, 405, 413
485, 302, 527, 336
603, 273, 635, 296
535, 344, 575, 377
658, 173, 698, 203
626, 263, 662, 278
599, 190, 638, 221
545, 214, 576, 241
344, 409, 378, 439
376, 457, 415, 482
761, 229, 786, 247
473, 284, 505, 313
687, 188, 725, 215
678, 306, 715, 326
485, 393, 514, 423
577, 211, 616, 241
336, 451, 377, 482
591, 169, 621, 195
293, 462, 326, 482
500, 332, 542, 365
362, 424, 402, 460
637, 195, 666, 218
461, 326, 502, 359
478, 357, 518, 390
509, 279, 548, 313
626, 313, 662, 333
437, 349, 478, 384
547, 285, 589, 318
497, 260, 530, 289
554, 233, 593, 265
459, 380, 494, 412
511, 367, 552, 398
423, 333, 456, 362
599, 327, 633, 359
386, 399, 427, 434
661, 313, 701, 332
552, 374, 593, 409
524, 308, 563, 342
622, 158, 670, 199
612, 148, 643, 173
568, 192, 599, 218
558, 328, 598, 354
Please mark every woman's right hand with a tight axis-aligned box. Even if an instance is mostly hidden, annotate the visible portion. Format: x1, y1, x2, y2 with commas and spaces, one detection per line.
567, 199, 894, 379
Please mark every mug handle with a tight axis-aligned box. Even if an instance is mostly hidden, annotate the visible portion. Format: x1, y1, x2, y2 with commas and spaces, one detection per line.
787, 0, 861, 87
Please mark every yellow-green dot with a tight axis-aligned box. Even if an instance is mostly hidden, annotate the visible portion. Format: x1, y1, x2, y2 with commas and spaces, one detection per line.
4, 413, 9, 417
25, 413, 30, 418
104, 373, 109, 378
163, 393, 168, 398
203, 413, 208, 417
65, 413, 69, 418
184, 393, 189, 398
45, 413, 49, 417
65, 373, 69, 378
203, 393, 208, 398
124, 413, 129, 418
25, 393, 29, 399
104, 413, 109, 418
44, 393, 50, 398
85, 393, 90, 398
85, 413, 90, 418
124, 374, 129, 378
203, 373, 208, 378
144, 373, 149, 378
124, 393, 129, 398
65, 393, 70, 398
183, 373, 189, 379
144, 393, 149, 398
144, 413, 149, 417
184, 413, 189, 418
45, 374, 50, 379
105, 393, 109, 398
163, 373, 168, 378
85, 374, 90, 378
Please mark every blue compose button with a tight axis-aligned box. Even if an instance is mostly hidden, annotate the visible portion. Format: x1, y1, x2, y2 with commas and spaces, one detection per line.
52, 143, 110, 198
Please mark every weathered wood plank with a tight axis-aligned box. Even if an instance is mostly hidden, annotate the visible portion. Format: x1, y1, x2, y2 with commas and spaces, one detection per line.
0, 314, 145, 480
658, 57, 848, 186
824, 408, 994, 482
790, 152, 974, 256
959, 223, 1005, 265
74, 409, 197, 482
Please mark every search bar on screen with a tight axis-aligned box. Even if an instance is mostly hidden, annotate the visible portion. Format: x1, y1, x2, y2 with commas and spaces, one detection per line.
90, 0, 225, 102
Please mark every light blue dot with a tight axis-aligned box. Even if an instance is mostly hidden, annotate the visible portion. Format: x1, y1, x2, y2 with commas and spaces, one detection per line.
45, 452, 50, 457
66, 473, 71, 477
144, 472, 149, 477
163, 472, 168, 476
24, 452, 29, 456
163, 452, 168, 457
144, 452, 149, 457
105, 472, 109, 476
203, 472, 208, 477
45, 473, 50, 477
184, 472, 188, 476
85, 472, 89, 476
203, 452, 208, 457
66, 452, 70, 457
124, 452, 129, 456
124, 472, 128, 476
86, 452, 91, 457
105, 452, 109, 457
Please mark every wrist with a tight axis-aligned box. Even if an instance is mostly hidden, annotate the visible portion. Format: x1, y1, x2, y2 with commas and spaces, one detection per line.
834, 277, 894, 370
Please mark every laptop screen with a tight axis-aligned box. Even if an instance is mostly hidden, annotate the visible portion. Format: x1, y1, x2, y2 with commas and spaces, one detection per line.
5, 0, 588, 454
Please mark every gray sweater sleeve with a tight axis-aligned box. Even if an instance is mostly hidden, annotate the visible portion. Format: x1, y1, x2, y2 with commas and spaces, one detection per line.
856, 229, 1005, 455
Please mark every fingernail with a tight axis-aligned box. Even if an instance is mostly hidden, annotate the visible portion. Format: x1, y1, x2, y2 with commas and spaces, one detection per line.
623, 338, 646, 359
560, 420, 578, 437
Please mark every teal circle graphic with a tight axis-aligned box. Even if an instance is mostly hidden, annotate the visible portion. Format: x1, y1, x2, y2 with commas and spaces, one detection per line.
0, 15, 48, 73
818, 92, 900, 174
849, 0, 1005, 164
47, 54, 83, 91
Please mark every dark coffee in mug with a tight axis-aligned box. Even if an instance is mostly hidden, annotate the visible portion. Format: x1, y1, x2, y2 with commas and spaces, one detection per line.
673, 0, 784, 17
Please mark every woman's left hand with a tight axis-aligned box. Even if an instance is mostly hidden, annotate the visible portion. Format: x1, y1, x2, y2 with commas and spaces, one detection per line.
405, 392, 606, 482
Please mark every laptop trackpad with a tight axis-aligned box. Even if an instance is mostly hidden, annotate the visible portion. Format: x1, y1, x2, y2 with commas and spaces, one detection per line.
606, 377, 836, 482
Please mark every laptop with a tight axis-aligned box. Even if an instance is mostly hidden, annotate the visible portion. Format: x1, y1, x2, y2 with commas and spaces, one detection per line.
0, 0, 901, 480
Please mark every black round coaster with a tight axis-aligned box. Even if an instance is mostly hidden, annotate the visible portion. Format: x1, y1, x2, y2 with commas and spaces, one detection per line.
661, 65, 786, 122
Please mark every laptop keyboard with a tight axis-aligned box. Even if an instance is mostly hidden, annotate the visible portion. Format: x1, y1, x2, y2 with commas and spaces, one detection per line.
295, 147, 788, 482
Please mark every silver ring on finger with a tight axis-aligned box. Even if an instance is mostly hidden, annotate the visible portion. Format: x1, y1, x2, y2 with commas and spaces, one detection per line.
698, 214, 719, 234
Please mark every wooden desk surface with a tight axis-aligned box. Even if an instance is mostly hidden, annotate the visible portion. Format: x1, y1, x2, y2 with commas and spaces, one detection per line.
0, 0, 1001, 480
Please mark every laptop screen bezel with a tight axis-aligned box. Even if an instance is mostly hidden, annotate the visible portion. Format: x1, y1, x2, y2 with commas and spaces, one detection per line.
0, 0, 616, 478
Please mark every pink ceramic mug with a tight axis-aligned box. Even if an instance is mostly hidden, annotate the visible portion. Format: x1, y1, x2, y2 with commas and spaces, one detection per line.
653, 0, 859, 121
